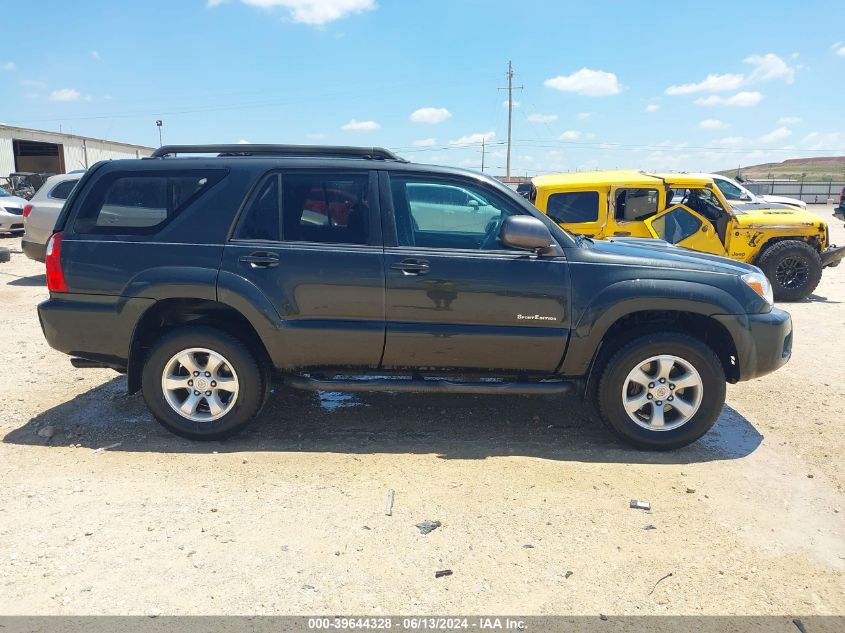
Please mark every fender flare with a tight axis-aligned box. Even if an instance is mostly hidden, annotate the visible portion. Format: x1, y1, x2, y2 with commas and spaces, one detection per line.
561, 278, 745, 376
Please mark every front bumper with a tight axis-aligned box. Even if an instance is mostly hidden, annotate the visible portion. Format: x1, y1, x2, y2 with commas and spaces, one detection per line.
713, 307, 792, 382
0, 218, 24, 232
821, 244, 845, 268
21, 237, 46, 263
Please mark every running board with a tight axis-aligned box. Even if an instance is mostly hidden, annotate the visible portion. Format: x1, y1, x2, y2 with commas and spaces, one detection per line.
70, 357, 112, 369
285, 375, 574, 396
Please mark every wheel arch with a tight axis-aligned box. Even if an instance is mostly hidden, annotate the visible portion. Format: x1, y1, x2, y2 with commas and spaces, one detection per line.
127, 298, 272, 394
583, 310, 740, 400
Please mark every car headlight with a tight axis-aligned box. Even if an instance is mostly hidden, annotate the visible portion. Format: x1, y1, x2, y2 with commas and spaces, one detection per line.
741, 272, 774, 305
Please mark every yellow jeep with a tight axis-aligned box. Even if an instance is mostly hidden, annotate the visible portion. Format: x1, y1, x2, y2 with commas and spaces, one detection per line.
529, 170, 845, 301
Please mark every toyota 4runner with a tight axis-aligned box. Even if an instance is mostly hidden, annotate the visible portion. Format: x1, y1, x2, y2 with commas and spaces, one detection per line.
38, 145, 793, 450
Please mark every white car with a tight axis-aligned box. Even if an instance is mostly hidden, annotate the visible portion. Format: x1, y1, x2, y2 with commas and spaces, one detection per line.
0, 188, 27, 235
22, 172, 82, 262
709, 173, 807, 210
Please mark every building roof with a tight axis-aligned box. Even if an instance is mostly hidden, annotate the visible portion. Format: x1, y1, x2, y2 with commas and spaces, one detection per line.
0, 124, 154, 151
531, 169, 715, 189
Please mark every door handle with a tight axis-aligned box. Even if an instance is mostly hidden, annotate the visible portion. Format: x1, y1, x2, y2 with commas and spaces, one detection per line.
613, 231, 632, 236
239, 252, 279, 268
391, 259, 430, 275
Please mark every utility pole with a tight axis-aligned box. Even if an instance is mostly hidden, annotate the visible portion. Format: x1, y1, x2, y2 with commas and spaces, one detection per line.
499, 61, 522, 178
481, 138, 485, 172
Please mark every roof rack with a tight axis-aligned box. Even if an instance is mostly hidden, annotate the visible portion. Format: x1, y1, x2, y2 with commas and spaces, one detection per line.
149, 144, 406, 162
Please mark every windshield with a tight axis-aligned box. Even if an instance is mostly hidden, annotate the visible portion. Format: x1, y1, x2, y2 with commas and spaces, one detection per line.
0, 189, 9, 197
715, 178, 749, 201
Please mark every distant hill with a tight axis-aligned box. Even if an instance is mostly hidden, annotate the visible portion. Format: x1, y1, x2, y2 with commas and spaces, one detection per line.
717, 156, 845, 181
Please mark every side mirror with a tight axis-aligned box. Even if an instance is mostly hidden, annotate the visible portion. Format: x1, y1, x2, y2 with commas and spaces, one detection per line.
499, 215, 555, 253
467, 199, 480, 209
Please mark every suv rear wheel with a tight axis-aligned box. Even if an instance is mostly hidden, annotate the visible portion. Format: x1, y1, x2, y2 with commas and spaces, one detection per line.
596, 333, 725, 450
756, 240, 822, 302
141, 326, 265, 440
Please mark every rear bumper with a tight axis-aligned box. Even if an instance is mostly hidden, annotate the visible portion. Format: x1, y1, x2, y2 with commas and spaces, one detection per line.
38, 294, 154, 371
21, 237, 46, 263
821, 244, 845, 268
713, 308, 792, 382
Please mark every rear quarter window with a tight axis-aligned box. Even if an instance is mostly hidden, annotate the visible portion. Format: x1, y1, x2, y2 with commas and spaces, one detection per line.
72, 170, 226, 235
48, 179, 78, 200
546, 191, 599, 223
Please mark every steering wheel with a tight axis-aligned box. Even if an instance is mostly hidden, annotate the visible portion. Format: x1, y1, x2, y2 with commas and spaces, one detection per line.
479, 215, 504, 250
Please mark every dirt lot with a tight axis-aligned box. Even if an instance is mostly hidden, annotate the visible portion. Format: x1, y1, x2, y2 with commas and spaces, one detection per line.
0, 206, 843, 616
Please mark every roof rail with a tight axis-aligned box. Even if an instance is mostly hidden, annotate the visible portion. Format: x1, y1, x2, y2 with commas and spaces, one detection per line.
149, 144, 406, 161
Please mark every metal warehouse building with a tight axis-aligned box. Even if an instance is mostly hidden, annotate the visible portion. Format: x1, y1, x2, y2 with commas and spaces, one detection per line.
0, 125, 154, 179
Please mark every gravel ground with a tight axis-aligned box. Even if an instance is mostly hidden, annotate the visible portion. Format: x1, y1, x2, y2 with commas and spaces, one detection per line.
0, 206, 843, 616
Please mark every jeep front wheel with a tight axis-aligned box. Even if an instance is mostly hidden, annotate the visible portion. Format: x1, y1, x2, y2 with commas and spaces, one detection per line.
141, 326, 265, 440
596, 333, 726, 450
756, 240, 822, 302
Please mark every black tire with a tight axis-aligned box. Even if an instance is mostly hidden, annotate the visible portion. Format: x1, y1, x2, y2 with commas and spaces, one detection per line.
596, 332, 725, 450
756, 240, 822, 302
141, 326, 266, 440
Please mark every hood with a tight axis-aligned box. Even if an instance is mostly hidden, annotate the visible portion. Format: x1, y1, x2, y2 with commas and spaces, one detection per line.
760, 194, 805, 208
729, 201, 821, 228
588, 236, 757, 275
0, 194, 27, 210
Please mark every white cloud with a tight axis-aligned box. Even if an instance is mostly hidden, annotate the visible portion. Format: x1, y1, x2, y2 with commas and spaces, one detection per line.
502, 100, 521, 108
527, 113, 558, 123
48, 88, 81, 102
238, 139, 250, 144
230, 0, 376, 25
341, 119, 380, 131
778, 116, 801, 125
409, 107, 451, 124
577, 112, 592, 120
695, 91, 764, 107
207, 0, 225, 5
665, 73, 744, 95
449, 131, 495, 146
699, 118, 728, 129
758, 126, 792, 143
802, 131, 845, 150
559, 130, 582, 141
666, 54, 795, 98
835, 43, 845, 57
90, 50, 101, 61
644, 104, 660, 113
412, 138, 437, 147
744, 53, 795, 84
2, 61, 15, 71
544, 68, 621, 96
709, 136, 748, 147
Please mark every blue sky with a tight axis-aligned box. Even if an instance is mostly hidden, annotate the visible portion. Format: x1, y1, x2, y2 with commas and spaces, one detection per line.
2, 0, 844, 175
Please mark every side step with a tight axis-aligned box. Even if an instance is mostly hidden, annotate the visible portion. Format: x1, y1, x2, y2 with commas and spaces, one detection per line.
285, 375, 574, 396
70, 357, 112, 369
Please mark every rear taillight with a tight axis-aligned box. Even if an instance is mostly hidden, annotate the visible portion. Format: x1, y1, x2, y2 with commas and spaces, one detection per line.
22, 204, 33, 218
45, 232, 68, 292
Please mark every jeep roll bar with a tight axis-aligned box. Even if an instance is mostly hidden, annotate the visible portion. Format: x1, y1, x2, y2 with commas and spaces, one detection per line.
149, 144, 406, 162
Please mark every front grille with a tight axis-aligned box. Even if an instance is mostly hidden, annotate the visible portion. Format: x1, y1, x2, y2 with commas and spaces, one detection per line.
4, 207, 23, 215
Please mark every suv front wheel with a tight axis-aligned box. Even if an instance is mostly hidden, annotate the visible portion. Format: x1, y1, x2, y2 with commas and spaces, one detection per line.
141, 326, 266, 440
596, 333, 726, 450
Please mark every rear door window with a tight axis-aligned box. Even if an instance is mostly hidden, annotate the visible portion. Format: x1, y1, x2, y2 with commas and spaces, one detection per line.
615, 188, 659, 221
73, 170, 225, 234
546, 191, 599, 223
